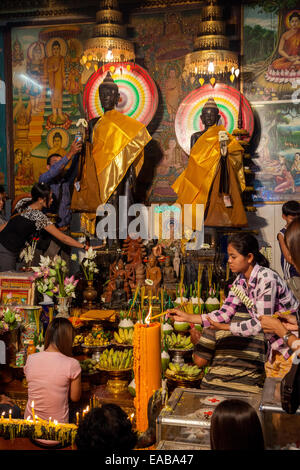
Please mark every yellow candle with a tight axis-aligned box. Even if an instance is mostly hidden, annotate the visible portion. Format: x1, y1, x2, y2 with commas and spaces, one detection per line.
31, 401, 36, 423
76, 412, 79, 426
133, 321, 161, 432
1, 412, 5, 421
49, 417, 51, 425
9, 409, 12, 421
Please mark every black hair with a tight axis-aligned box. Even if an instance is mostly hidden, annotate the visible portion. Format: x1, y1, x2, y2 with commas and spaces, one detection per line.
227, 232, 269, 268
47, 153, 62, 166
75, 404, 137, 451
44, 318, 74, 357
53, 132, 62, 141
52, 40, 60, 49
290, 12, 300, 21
15, 182, 51, 211
282, 200, 300, 217
0, 185, 5, 195
210, 399, 265, 450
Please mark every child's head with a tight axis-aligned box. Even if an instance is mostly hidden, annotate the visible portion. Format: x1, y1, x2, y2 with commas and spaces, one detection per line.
227, 232, 269, 274
210, 399, 265, 450
282, 200, 300, 226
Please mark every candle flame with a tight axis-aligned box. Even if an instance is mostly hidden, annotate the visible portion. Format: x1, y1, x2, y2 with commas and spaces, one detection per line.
145, 305, 152, 324
54, 420, 58, 425
2, 412, 5, 416
31, 401, 34, 407
9, 409, 12, 414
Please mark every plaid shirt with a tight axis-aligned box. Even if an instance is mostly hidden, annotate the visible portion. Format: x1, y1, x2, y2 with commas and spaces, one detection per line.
202, 264, 299, 361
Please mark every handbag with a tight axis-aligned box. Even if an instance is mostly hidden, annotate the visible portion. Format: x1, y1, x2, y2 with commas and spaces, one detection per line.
280, 310, 300, 414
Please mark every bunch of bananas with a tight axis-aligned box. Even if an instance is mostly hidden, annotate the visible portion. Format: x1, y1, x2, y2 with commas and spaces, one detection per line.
166, 362, 202, 379
98, 348, 133, 370
73, 335, 84, 346
114, 328, 134, 345
82, 331, 110, 347
80, 359, 99, 373
166, 333, 193, 350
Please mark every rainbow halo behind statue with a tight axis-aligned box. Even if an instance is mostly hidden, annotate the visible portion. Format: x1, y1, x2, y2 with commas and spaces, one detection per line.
83, 62, 158, 125
174, 84, 254, 154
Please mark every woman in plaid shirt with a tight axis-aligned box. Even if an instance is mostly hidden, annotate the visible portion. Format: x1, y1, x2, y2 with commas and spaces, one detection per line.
168, 233, 299, 365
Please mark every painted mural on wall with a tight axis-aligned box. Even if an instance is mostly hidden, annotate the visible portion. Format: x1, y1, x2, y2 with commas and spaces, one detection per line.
0, 31, 7, 188
131, 10, 201, 202
11, 25, 91, 195
243, 6, 300, 202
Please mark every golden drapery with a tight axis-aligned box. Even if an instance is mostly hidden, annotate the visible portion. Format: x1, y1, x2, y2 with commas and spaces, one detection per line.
92, 109, 151, 204
172, 124, 247, 228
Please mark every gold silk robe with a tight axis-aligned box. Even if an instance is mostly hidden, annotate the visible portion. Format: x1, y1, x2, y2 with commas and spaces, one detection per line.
172, 124, 247, 228
92, 109, 151, 205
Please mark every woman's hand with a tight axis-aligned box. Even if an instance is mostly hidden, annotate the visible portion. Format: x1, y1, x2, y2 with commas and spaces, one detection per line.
166, 308, 193, 323
207, 318, 230, 331
260, 315, 287, 336
277, 312, 298, 331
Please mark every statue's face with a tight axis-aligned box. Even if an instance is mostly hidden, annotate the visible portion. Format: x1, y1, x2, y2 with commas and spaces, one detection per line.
149, 256, 156, 267
201, 107, 219, 128
99, 85, 120, 112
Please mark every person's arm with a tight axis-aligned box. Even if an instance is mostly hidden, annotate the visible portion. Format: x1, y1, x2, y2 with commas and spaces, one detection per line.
260, 316, 299, 350
65, 153, 80, 185
277, 232, 293, 265
69, 375, 81, 402
44, 223, 87, 249
39, 140, 82, 184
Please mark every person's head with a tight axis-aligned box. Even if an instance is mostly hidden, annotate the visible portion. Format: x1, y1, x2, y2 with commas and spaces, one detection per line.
278, 155, 286, 165
294, 152, 300, 163
0, 185, 6, 211
99, 72, 120, 112
44, 317, 75, 357
289, 12, 300, 29
201, 97, 220, 129
282, 200, 300, 226
227, 232, 269, 274
30, 182, 53, 209
285, 217, 300, 274
210, 399, 265, 450
75, 404, 137, 451
52, 132, 63, 149
14, 148, 23, 164
47, 153, 62, 168
51, 40, 61, 56
148, 254, 157, 268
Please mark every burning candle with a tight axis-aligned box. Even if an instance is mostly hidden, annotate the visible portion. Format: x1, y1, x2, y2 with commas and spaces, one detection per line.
9, 409, 12, 421
133, 318, 161, 432
76, 412, 79, 426
1, 411, 5, 421
31, 401, 36, 423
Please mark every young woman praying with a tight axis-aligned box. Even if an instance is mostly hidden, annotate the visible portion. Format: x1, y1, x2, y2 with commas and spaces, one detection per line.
167, 233, 299, 370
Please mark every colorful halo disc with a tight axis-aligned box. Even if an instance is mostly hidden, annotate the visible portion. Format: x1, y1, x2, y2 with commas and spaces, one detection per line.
175, 84, 254, 154
83, 62, 158, 126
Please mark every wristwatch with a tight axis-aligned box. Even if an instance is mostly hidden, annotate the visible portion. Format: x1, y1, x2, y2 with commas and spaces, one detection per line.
282, 331, 293, 344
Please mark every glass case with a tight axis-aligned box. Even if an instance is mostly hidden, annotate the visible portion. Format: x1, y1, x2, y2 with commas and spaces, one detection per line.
156, 387, 261, 450
260, 378, 300, 450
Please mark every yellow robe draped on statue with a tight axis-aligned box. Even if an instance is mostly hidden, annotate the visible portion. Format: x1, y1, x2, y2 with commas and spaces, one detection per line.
172, 124, 247, 228
92, 109, 151, 205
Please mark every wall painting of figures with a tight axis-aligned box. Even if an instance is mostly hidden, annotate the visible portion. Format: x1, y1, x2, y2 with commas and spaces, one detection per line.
0, 31, 7, 188
243, 6, 300, 202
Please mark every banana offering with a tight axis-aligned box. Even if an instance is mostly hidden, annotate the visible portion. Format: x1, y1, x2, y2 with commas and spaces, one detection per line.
114, 328, 134, 345
166, 362, 202, 379
82, 331, 110, 347
98, 348, 133, 370
73, 334, 84, 346
166, 332, 194, 350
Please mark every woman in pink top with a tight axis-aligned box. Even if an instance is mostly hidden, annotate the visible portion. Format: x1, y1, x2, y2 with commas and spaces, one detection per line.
24, 318, 81, 425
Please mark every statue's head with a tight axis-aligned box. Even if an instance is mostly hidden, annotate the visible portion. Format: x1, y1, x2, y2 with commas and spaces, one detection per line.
99, 71, 120, 113
148, 254, 157, 268
200, 97, 220, 129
